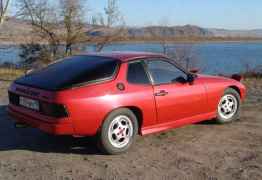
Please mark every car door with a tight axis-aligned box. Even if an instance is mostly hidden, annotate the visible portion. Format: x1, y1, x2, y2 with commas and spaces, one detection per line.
145, 58, 207, 124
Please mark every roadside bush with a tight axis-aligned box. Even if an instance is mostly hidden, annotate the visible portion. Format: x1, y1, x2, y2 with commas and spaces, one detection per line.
19, 43, 54, 69
241, 65, 262, 79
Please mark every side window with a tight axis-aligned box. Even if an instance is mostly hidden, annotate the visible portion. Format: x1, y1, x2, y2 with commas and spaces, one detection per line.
127, 61, 150, 84
147, 59, 187, 85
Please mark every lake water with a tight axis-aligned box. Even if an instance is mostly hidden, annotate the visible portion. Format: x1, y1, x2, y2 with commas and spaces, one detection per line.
1, 42, 262, 74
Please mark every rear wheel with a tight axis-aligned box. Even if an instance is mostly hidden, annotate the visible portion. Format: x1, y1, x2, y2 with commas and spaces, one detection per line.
216, 88, 241, 124
97, 108, 138, 155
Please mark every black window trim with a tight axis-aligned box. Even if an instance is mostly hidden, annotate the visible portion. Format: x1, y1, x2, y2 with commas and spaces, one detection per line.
126, 60, 152, 86
143, 57, 190, 86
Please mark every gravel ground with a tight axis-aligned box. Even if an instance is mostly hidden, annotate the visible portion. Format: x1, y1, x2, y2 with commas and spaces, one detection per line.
0, 79, 261, 180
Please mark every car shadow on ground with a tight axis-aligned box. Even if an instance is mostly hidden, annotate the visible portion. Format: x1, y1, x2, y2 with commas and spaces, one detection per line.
196, 119, 218, 125
0, 104, 218, 155
0, 105, 103, 155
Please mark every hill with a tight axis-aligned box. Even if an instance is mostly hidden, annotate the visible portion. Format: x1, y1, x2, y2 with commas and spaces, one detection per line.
1, 18, 262, 43
126, 25, 213, 38
209, 28, 262, 37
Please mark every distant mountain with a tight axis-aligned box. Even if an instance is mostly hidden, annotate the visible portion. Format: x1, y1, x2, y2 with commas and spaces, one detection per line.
89, 25, 262, 39
0, 17, 32, 35
0, 17, 32, 42
126, 25, 214, 38
1, 18, 262, 43
209, 28, 262, 37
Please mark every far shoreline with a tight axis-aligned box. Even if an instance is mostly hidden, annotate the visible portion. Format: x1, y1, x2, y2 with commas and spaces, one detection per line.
1, 38, 262, 46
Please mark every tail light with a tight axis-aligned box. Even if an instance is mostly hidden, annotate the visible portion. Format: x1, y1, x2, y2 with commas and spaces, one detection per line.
9, 91, 68, 118
40, 102, 68, 118
8, 92, 19, 106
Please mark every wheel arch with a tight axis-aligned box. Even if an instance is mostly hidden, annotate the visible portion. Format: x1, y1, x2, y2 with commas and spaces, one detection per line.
125, 106, 143, 134
227, 85, 241, 98
99, 106, 144, 135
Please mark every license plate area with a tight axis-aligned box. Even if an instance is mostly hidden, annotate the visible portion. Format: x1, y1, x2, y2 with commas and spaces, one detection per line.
19, 96, 39, 111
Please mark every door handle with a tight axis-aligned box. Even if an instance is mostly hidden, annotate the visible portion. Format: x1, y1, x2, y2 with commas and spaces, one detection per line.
155, 90, 168, 96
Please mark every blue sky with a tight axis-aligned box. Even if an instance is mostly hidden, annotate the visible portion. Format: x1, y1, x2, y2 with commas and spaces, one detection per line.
88, 0, 262, 29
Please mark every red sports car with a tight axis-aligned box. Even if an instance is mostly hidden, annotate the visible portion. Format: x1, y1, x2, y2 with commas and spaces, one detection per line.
8, 52, 246, 154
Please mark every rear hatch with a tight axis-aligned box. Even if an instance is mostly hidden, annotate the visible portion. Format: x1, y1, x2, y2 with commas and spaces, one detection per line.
8, 55, 119, 121
14, 55, 119, 91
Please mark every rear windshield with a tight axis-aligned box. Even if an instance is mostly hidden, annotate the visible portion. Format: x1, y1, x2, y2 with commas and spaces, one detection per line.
15, 55, 120, 90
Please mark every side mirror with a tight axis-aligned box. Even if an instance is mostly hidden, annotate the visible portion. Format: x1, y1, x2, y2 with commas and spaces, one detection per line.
187, 74, 196, 83
190, 68, 199, 74
172, 76, 187, 83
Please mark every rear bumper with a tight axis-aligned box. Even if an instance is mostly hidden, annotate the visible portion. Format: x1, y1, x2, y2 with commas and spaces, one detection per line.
8, 106, 74, 135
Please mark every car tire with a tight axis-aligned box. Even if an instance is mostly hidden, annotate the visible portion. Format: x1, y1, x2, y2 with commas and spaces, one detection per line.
216, 88, 241, 124
97, 108, 138, 155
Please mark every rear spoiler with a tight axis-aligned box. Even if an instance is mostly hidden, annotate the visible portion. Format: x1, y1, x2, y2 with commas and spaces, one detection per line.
218, 73, 243, 82
231, 74, 243, 82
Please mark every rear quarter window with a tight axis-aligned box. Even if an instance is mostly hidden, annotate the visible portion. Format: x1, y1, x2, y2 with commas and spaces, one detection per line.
127, 61, 150, 84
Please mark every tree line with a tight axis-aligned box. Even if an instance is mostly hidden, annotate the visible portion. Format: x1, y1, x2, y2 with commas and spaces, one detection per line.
1, 0, 125, 67
3, 0, 260, 77
0, 0, 204, 71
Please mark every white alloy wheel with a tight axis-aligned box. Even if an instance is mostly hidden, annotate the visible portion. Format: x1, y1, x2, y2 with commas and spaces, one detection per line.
107, 115, 134, 149
218, 94, 238, 120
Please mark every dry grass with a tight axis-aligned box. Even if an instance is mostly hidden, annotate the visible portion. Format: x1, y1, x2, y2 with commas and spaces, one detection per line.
0, 78, 261, 180
0, 68, 25, 81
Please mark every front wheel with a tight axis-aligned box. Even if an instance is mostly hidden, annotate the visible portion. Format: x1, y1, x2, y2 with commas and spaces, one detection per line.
97, 108, 138, 155
216, 88, 241, 124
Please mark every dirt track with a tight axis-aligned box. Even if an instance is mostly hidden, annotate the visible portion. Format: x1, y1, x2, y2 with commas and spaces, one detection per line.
0, 79, 262, 180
